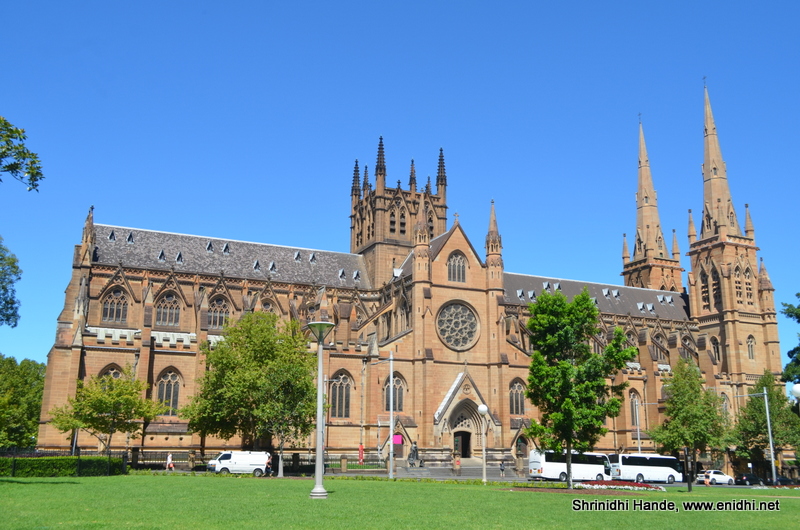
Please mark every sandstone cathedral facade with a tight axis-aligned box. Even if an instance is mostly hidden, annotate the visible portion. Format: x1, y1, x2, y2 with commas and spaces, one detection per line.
38, 89, 781, 469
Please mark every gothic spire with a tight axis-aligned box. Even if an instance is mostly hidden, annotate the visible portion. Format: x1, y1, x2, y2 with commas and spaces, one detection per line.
622, 233, 630, 264
633, 122, 667, 260
744, 203, 755, 239
82, 205, 95, 247
436, 147, 447, 200
758, 257, 774, 291
701, 87, 741, 238
351, 159, 361, 198
362, 165, 370, 192
687, 209, 697, 244
485, 200, 502, 255
425, 175, 431, 194
671, 229, 680, 260
408, 159, 417, 192
375, 136, 386, 193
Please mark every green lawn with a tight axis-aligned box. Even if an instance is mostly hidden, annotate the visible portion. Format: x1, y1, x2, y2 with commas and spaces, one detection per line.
1, 475, 798, 529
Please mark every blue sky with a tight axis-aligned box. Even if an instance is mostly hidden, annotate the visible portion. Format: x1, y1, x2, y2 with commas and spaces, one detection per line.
1, 1, 798, 367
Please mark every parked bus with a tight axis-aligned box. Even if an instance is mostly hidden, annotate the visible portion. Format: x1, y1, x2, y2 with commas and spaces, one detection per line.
528, 450, 611, 482
608, 453, 683, 484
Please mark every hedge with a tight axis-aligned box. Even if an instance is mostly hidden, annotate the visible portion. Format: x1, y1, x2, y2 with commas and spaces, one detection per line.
0, 456, 125, 477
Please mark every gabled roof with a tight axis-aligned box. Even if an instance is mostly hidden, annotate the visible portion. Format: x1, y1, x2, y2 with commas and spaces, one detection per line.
92, 224, 372, 289
429, 222, 484, 266
503, 272, 690, 321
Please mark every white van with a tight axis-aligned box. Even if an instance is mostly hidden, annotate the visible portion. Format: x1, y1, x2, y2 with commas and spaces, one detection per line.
207, 451, 270, 476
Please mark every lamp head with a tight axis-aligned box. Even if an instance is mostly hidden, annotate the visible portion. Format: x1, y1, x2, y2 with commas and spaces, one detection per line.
306, 321, 335, 343
478, 404, 489, 416
791, 383, 800, 399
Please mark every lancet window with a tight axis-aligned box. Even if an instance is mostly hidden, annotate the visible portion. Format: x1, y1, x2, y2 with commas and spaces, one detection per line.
157, 369, 181, 415
384, 375, 405, 412
208, 297, 230, 330
330, 372, 352, 418
509, 380, 525, 415
102, 288, 128, 324
155, 293, 181, 327
447, 252, 466, 283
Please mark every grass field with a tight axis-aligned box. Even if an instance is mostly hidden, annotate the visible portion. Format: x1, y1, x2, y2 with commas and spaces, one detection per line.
2, 474, 798, 529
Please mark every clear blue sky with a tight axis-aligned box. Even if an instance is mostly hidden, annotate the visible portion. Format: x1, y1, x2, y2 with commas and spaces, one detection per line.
1, 1, 798, 367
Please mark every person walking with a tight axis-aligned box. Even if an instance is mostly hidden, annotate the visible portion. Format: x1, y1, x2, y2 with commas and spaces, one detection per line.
499, 460, 506, 478
166, 453, 174, 472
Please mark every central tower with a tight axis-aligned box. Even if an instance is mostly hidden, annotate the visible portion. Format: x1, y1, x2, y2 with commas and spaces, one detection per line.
350, 138, 448, 285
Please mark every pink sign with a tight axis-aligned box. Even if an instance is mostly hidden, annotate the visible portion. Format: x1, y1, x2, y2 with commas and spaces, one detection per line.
393, 434, 403, 444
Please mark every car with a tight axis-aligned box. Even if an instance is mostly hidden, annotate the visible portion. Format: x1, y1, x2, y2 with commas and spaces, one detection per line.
734, 473, 764, 486
696, 470, 735, 485
764, 475, 794, 486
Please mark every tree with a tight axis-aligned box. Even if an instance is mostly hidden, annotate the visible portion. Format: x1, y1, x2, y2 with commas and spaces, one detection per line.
649, 357, 728, 492
49, 366, 165, 454
524, 288, 637, 489
182, 312, 316, 474
0, 237, 22, 328
0, 353, 46, 448
1, 116, 43, 192
781, 293, 800, 385
734, 370, 800, 477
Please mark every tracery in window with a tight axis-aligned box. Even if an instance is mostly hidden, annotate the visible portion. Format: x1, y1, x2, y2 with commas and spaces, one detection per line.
734, 267, 742, 305
721, 393, 731, 417
509, 380, 525, 415
447, 252, 466, 283
155, 293, 181, 327
102, 289, 128, 324
208, 297, 229, 330
744, 268, 754, 306
330, 372, 352, 418
101, 366, 122, 379
384, 375, 405, 412
157, 369, 181, 415
389, 211, 396, 234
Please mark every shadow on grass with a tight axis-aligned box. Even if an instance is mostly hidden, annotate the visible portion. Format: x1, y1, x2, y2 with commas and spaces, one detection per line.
0, 478, 80, 485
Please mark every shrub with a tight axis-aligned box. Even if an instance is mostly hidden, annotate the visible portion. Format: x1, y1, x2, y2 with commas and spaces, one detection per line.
0, 456, 125, 477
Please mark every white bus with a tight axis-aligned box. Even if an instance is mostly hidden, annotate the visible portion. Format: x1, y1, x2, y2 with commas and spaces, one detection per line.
528, 450, 611, 482
608, 453, 683, 484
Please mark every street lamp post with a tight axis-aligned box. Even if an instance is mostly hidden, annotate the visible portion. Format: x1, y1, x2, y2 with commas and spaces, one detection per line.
735, 387, 777, 486
372, 349, 394, 479
306, 321, 335, 500
478, 404, 489, 485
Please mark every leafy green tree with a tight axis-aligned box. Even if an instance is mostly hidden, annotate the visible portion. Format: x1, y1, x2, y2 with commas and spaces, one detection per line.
524, 288, 637, 489
734, 370, 800, 476
0, 353, 46, 448
182, 312, 316, 473
781, 293, 800, 385
49, 366, 165, 454
1, 116, 43, 192
649, 358, 728, 491
0, 237, 22, 328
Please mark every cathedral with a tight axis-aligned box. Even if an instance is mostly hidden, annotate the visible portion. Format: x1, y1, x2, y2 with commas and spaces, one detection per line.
38, 88, 781, 470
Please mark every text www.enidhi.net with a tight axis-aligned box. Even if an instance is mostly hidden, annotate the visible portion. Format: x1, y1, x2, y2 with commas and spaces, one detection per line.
682, 499, 780, 511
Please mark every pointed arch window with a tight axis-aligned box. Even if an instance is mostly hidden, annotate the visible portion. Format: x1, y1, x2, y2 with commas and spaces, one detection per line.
700, 271, 710, 311
427, 213, 435, 240
711, 268, 722, 308
744, 268, 754, 306
711, 336, 721, 363
399, 211, 407, 235
384, 375, 404, 412
629, 390, 641, 427
747, 335, 755, 360
389, 211, 397, 234
447, 252, 467, 283
157, 369, 181, 415
208, 297, 230, 330
509, 380, 525, 415
330, 372, 352, 418
155, 293, 181, 327
734, 267, 743, 304
102, 289, 128, 324
721, 393, 731, 417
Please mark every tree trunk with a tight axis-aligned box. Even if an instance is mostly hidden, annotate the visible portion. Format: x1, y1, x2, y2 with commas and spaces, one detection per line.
566, 440, 573, 490
686, 448, 693, 493
277, 439, 285, 478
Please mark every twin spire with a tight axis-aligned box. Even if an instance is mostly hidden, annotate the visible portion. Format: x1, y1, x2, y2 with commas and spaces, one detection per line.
631, 121, 670, 261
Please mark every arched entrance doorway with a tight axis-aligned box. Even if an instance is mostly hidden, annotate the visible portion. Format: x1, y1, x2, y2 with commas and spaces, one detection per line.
448, 400, 483, 459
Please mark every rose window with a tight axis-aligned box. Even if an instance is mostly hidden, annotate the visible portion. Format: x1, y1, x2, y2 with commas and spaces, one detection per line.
436, 302, 479, 351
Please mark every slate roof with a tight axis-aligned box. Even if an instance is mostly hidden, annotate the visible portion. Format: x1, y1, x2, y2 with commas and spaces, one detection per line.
93, 224, 372, 289
503, 272, 690, 321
